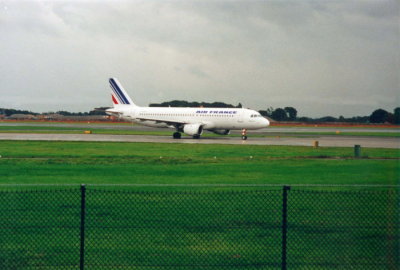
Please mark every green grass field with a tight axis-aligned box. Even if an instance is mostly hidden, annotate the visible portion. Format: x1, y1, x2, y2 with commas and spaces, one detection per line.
0, 140, 398, 269
0, 141, 399, 185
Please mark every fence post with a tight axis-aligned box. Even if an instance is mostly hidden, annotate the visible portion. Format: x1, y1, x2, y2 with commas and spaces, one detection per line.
281, 185, 291, 270
354, 145, 361, 158
80, 184, 87, 270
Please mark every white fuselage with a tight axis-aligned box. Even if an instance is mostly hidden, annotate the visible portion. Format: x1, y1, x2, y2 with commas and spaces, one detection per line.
112, 106, 269, 131
106, 77, 269, 138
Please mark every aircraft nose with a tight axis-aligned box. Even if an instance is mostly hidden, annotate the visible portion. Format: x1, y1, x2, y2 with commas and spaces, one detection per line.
263, 117, 270, 127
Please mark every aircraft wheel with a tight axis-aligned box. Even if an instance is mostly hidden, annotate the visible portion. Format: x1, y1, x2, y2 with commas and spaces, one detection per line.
173, 132, 181, 139
241, 128, 247, 140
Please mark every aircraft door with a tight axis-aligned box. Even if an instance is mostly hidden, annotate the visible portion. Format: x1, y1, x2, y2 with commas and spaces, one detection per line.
237, 110, 244, 123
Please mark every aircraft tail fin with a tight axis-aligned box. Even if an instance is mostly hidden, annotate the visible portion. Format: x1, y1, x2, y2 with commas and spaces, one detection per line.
109, 78, 137, 107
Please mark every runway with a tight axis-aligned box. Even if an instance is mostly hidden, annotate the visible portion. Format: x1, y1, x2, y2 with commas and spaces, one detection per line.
0, 133, 398, 148
1, 122, 398, 133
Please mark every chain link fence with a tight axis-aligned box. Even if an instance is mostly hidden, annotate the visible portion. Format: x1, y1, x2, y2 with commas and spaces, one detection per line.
0, 186, 398, 269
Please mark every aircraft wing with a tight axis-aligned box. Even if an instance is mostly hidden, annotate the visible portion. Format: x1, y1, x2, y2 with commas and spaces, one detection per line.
135, 116, 188, 126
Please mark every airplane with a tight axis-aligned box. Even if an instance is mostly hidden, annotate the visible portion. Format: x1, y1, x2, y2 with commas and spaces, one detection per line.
106, 78, 269, 140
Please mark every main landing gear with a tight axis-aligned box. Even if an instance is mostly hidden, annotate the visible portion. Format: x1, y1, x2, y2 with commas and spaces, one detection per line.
173, 130, 248, 140
173, 132, 181, 139
241, 129, 248, 140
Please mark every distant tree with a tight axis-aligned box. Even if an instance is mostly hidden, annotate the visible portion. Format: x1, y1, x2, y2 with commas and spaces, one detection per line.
344, 116, 369, 123
317, 116, 338, 122
284, 107, 297, 121
266, 107, 274, 117
354, 116, 370, 123
89, 108, 107, 115
57, 111, 73, 116
370, 109, 389, 123
259, 107, 274, 117
1, 108, 34, 116
386, 112, 395, 124
298, 117, 312, 122
169, 100, 190, 107
271, 108, 287, 121
209, 102, 235, 108
394, 107, 400, 124
149, 100, 236, 108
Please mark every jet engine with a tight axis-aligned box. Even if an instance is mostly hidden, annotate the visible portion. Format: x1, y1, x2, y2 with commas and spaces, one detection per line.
211, 129, 230, 135
183, 123, 203, 136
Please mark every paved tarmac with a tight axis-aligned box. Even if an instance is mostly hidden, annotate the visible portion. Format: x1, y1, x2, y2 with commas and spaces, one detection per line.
0, 133, 399, 148
1, 122, 399, 133
1, 122, 399, 148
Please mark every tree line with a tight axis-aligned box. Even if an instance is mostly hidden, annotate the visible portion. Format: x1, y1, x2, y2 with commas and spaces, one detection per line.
1, 104, 399, 124
0, 108, 107, 117
149, 100, 242, 108
260, 106, 399, 124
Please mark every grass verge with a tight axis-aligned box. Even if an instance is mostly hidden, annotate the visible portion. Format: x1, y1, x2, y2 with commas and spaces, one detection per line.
0, 141, 398, 185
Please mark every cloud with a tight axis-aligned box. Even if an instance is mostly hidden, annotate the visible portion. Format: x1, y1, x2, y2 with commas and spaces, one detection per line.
0, 0, 398, 117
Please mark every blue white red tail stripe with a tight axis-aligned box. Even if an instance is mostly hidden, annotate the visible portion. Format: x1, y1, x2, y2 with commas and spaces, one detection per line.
109, 78, 137, 107
110, 78, 130, 105
111, 94, 119, 105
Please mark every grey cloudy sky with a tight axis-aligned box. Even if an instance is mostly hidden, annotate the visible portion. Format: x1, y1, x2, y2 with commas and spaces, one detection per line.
0, 0, 398, 117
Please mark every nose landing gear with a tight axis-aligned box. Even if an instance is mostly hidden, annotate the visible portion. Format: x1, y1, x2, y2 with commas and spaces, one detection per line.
241, 129, 247, 140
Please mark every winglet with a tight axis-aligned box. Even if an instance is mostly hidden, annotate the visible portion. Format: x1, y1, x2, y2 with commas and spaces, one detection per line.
109, 78, 137, 106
